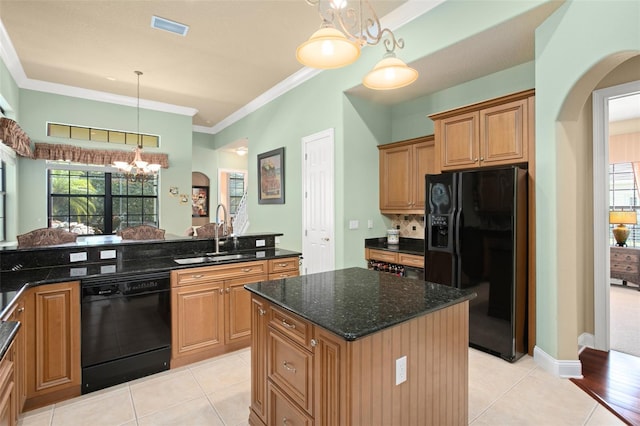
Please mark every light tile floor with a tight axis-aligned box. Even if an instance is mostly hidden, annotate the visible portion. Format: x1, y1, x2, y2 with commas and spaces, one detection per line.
18, 347, 625, 426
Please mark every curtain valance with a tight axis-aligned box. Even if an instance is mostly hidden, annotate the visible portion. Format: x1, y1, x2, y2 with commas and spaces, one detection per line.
33, 143, 169, 169
0, 117, 33, 158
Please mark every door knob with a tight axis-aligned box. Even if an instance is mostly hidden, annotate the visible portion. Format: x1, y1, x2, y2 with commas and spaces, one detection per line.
322, 237, 330, 242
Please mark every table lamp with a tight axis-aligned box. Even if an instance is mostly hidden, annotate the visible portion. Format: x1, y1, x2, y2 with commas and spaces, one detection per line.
609, 210, 637, 246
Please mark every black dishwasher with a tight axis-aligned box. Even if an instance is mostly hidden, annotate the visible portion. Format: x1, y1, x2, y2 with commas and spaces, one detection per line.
81, 271, 171, 394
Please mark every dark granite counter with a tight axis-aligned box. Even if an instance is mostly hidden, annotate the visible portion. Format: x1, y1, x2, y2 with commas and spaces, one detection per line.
244, 267, 474, 341
365, 237, 424, 256
0, 247, 301, 320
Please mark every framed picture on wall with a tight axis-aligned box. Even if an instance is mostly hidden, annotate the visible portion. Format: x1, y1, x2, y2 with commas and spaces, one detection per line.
258, 147, 285, 204
191, 185, 209, 217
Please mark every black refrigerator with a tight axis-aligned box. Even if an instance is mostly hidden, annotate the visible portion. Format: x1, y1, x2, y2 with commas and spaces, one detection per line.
424, 166, 527, 362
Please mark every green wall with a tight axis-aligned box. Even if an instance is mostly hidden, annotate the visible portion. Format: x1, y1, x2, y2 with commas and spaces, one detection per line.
15, 89, 194, 236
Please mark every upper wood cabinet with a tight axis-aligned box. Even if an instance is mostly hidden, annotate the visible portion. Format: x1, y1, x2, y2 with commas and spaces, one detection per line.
431, 89, 535, 171
378, 135, 436, 214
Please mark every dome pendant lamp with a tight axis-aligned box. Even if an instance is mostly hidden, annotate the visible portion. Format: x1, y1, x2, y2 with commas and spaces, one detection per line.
296, 23, 361, 69
363, 52, 419, 90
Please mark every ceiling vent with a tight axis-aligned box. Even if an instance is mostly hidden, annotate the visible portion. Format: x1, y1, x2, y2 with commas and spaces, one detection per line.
151, 16, 189, 36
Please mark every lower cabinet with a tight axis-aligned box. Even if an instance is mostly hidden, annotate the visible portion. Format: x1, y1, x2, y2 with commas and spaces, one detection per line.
24, 281, 81, 410
268, 257, 300, 279
1, 298, 25, 422
249, 296, 345, 426
171, 260, 268, 368
0, 341, 15, 426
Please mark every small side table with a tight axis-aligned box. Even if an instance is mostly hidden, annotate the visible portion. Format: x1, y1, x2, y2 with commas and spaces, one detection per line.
610, 246, 640, 291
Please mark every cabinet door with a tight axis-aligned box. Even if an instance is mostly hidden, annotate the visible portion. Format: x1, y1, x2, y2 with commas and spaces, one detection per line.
440, 111, 479, 171
172, 281, 224, 358
413, 138, 436, 210
479, 98, 528, 166
379, 144, 413, 210
313, 327, 347, 426
26, 282, 80, 401
250, 297, 269, 423
225, 274, 266, 344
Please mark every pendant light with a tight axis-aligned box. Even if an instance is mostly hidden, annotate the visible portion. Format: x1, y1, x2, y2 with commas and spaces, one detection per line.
113, 71, 161, 182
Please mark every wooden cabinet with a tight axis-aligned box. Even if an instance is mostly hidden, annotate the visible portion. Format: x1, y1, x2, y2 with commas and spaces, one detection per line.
378, 135, 436, 214
365, 248, 424, 268
249, 295, 468, 425
431, 89, 534, 171
24, 281, 81, 410
1, 299, 25, 421
610, 246, 640, 289
0, 341, 15, 426
171, 260, 268, 367
268, 257, 300, 279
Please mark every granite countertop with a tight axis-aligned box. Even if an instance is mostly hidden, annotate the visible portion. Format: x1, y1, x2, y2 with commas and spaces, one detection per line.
365, 237, 424, 256
244, 267, 475, 341
0, 248, 301, 314
0, 322, 20, 360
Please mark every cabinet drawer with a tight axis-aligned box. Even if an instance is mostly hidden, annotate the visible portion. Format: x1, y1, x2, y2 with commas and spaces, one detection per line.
398, 253, 424, 268
367, 249, 397, 263
611, 262, 639, 274
268, 381, 313, 426
268, 330, 313, 414
610, 250, 640, 264
173, 260, 267, 286
268, 257, 299, 274
268, 270, 300, 280
269, 306, 313, 350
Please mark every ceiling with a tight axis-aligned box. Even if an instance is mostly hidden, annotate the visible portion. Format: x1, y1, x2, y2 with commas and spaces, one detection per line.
0, 0, 633, 138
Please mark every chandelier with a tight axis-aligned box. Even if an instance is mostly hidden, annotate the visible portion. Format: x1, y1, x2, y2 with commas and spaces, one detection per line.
296, 0, 418, 90
113, 71, 161, 182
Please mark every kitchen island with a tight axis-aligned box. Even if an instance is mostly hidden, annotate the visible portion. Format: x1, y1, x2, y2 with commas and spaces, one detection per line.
244, 267, 475, 426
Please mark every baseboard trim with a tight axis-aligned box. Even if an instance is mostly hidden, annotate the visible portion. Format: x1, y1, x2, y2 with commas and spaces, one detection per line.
533, 345, 583, 378
578, 333, 595, 353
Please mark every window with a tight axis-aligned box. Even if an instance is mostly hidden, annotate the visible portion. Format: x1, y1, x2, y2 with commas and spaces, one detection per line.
228, 172, 245, 216
609, 162, 639, 247
48, 166, 159, 235
0, 161, 5, 242
47, 122, 160, 147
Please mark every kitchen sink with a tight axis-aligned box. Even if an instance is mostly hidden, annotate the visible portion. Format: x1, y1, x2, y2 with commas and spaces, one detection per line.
174, 252, 255, 265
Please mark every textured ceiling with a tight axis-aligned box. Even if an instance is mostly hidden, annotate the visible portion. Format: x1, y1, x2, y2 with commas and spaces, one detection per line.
0, 0, 634, 135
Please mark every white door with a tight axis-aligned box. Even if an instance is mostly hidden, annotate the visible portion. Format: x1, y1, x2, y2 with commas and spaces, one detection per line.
302, 129, 335, 275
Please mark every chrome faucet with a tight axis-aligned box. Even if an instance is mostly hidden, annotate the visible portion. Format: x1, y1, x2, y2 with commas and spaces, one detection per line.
213, 203, 229, 253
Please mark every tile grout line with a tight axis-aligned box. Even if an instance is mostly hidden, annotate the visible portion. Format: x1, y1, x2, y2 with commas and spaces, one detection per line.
186, 364, 227, 425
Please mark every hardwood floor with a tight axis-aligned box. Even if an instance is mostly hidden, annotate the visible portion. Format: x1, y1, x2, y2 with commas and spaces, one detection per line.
570, 348, 640, 426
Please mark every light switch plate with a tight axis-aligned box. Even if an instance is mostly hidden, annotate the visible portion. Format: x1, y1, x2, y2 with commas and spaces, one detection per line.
349, 220, 359, 230
256, 239, 266, 247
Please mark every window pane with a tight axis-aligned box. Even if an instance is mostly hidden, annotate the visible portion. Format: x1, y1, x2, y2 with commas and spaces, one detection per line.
127, 198, 142, 215
71, 127, 90, 140
51, 196, 70, 216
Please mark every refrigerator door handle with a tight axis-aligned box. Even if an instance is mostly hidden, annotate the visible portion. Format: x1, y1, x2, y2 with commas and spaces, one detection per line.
454, 208, 462, 257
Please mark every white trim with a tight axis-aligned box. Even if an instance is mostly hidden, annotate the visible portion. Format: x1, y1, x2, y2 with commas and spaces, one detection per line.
578, 332, 595, 351
533, 346, 583, 379
0, 142, 16, 165
592, 81, 640, 352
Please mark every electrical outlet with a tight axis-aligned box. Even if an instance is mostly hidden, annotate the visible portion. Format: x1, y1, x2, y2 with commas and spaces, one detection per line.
396, 356, 407, 385
100, 249, 117, 260
70, 252, 87, 262
368, 219, 373, 229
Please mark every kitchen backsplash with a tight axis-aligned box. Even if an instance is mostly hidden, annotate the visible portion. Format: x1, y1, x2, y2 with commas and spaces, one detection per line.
389, 214, 425, 239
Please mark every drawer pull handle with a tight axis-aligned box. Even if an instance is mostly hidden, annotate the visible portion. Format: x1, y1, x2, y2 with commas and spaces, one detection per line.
191, 274, 204, 279
258, 308, 266, 316
226, 288, 230, 293
278, 263, 289, 267
311, 338, 318, 347
283, 418, 289, 426
17, 307, 24, 314
282, 319, 296, 329
282, 361, 296, 373
242, 268, 253, 272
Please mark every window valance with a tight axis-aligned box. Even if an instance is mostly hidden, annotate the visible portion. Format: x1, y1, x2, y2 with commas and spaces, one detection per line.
0, 117, 34, 158
33, 143, 169, 169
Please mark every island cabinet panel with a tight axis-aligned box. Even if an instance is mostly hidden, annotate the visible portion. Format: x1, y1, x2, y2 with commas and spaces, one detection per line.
249, 293, 469, 426
171, 261, 267, 368
25, 281, 81, 410
250, 298, 268, 424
